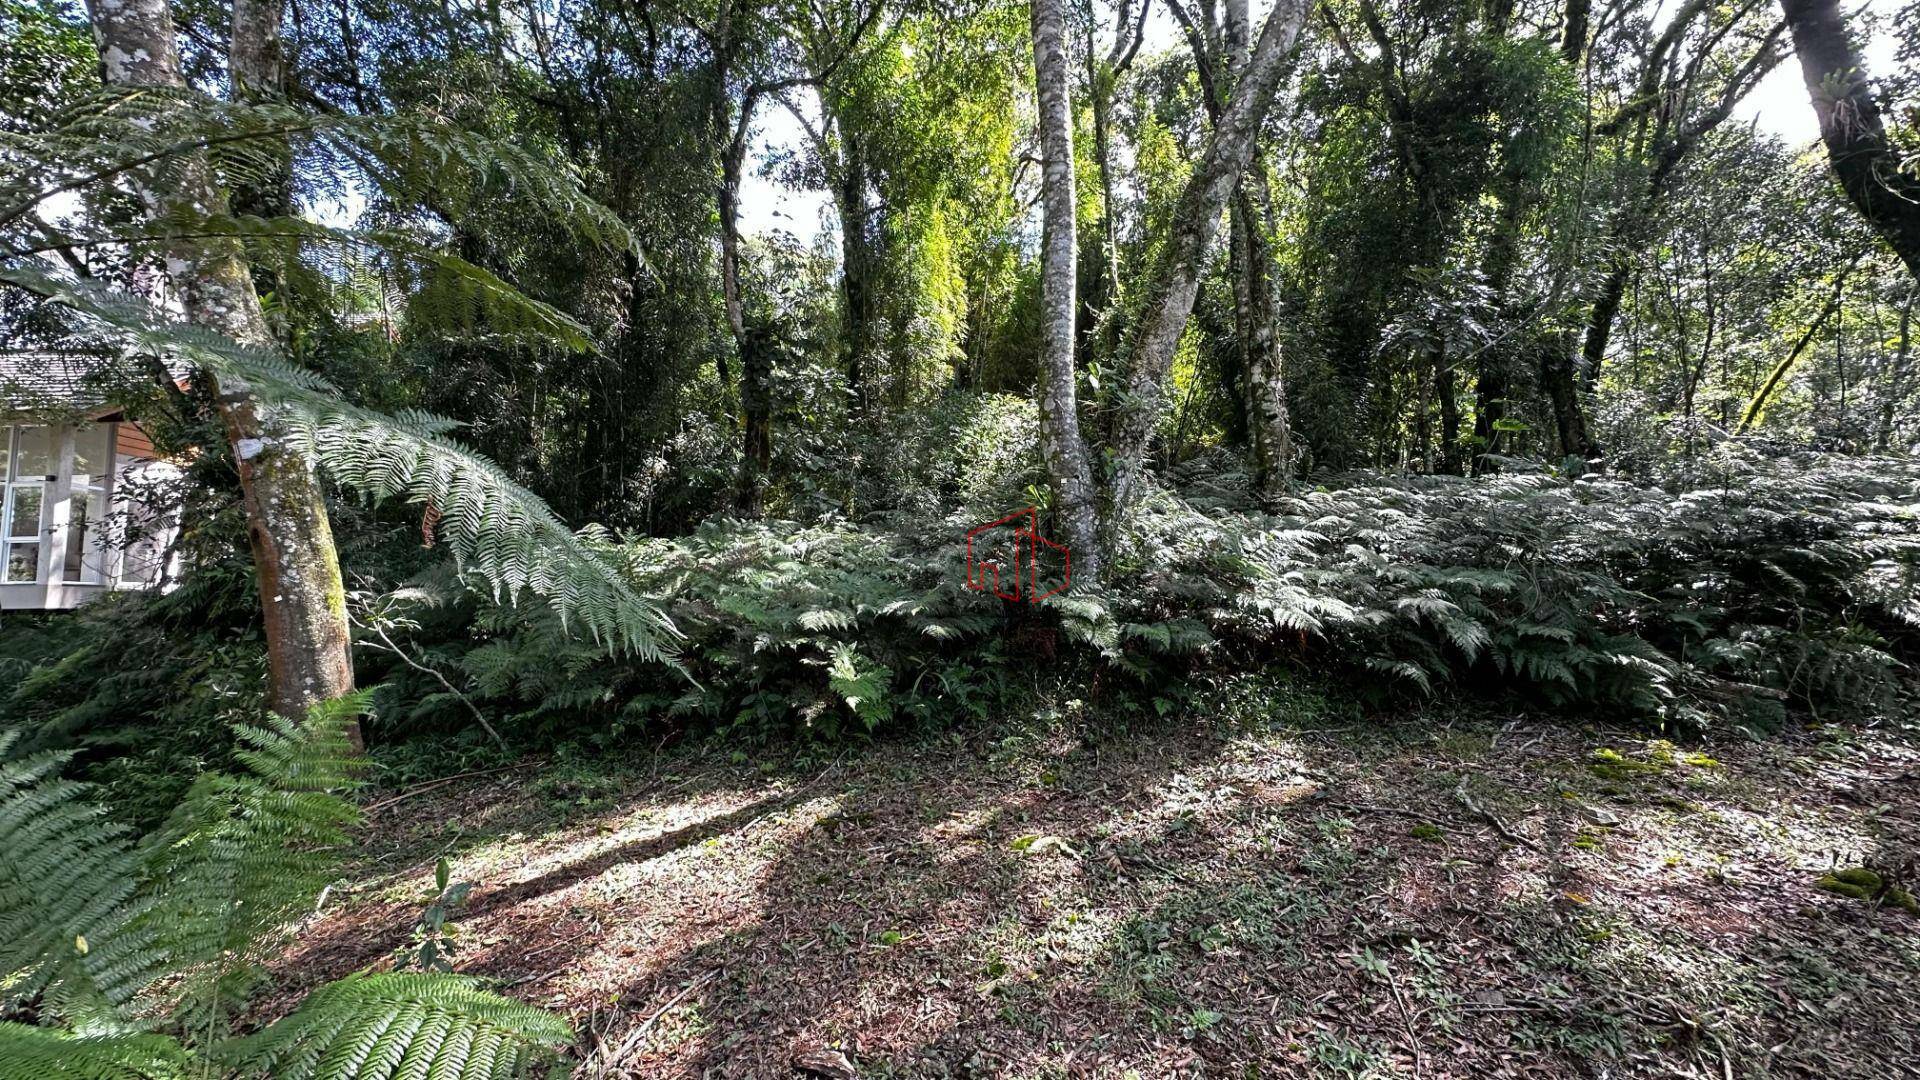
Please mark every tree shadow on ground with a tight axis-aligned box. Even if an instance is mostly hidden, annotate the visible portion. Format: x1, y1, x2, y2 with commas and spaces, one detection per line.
281, 710, 1920, 1077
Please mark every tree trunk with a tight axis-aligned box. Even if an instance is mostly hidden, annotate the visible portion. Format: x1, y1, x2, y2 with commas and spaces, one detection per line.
1879, 288, 1912, 450
1560, 0, 1591, 62
84, 0, 355, 738
1234, 189, 1289, 501
717, 115, 747, 394
836, 132, 873, 413
1471, 167, 1527, 472
1435, 345, 1462, 475
1030, 0, 1102, 580
1783, 0, 1920, 282
1538, 331, 1589, 461
717, 95, 771, 514
735, 323, 774, 515
1103, 0, 1308, 522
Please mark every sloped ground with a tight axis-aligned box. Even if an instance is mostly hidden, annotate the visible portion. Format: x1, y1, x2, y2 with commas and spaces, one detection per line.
277, 694, 1920, 1078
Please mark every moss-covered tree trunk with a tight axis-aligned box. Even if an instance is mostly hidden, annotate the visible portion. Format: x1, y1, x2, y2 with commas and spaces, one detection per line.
1783, 0, 1920, 283
83, 0, 356, 741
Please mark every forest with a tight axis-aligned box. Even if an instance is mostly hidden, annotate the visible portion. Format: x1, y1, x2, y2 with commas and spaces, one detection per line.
1, 0, 1919, 1074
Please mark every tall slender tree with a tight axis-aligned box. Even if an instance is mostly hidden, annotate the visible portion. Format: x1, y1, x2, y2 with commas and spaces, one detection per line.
1031, 0, 1103, 580
1102, 0, 1309, 524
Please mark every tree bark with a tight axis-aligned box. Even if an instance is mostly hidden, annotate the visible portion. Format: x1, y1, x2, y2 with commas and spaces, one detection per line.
1235, 189, 1289, 501
84, 0, 355, 738
717, 87, 772, 515
1471, 165, 1527, 472
736, 322, 774, 515
1102, 0, 1307, 522
1080, 0, 1147, 365
1879, 287, 1912, 450
836, 131, 873, 412
1540, 330, 1593, 461
717, 105, 747, 395
1030, 0, 1102, 580
1783, 0, 1920, 282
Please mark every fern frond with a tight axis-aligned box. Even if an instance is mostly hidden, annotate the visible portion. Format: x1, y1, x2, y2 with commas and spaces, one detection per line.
136, 695, 368, 1028
217, 973, 573, 1080
0, 748, 165, 1021
0, 266, 679, 662
26, 208, 595, 350
2, 87, 638, 261
0, 1022, 190, 1080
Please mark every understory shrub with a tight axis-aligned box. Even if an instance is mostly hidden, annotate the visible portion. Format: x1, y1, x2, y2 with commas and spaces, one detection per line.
362, 446, 1917, 747
10, 447, 1915, 764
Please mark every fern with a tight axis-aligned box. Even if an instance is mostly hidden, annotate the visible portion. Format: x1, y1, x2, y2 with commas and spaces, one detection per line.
16, 207, 598, 348
0, 734, 164, 1022
1, 87, 636, 262
0, 265, 679, 662
0, 1023, 190, 1080
0, 701, 577, 1078
136, 694, 367, 1030
216, 972, 572, 1080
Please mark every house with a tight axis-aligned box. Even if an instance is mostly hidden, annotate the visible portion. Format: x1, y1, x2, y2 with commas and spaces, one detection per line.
1, 351, 181, 610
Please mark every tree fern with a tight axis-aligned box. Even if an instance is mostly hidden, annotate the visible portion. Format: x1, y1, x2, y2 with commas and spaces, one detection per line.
0, 265, 679, 662
216, 973, 572, 1080
6, 207, 597, 348
136, 693, 367, 1031
2, 87, 636, 261
0, 1022, 190, 1080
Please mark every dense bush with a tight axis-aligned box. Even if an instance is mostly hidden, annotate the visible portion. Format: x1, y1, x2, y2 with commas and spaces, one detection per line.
8, 440, 1916, 768
1150, 447, 1919, 729
347, 445, 1919, 748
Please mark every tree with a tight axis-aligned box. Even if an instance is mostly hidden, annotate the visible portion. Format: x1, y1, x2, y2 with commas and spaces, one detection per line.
1562, 0, 1784, 462
80, 0, 356, 736
1101, 0, 1309, 525
1164, 0, 1292, 500
1782, 0, 1920, 283
1031, 0, 1103, 579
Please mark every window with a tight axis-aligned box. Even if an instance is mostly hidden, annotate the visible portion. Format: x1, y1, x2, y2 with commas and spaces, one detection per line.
2, 425, 52, 584
62, 424, 112, 585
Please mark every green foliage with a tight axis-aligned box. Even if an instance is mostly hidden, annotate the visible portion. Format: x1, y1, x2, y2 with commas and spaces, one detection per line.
0, 695, 572, 1077
0, 569, 268, 828
0, 733, 163, 1021
3, 265, 680, 663
350, 448, 1919, 753
398, 858, 474, 973
0, 1023, 190, 1080
137, 694, 366, 1028
1145, 447, 1920, 728
217, 972, 573, 1080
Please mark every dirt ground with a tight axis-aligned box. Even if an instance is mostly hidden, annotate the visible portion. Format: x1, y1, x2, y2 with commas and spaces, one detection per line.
275, 698, 1920, 1078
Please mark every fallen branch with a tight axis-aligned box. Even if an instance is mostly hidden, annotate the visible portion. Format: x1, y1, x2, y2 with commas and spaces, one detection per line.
1451, 779, 1544, 854
587, 970, 719, 1078
363, 760, 541, 816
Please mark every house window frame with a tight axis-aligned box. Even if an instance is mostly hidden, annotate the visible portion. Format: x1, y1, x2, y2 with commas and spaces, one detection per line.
60, 422, 117, 586
2, 425, 51, 585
